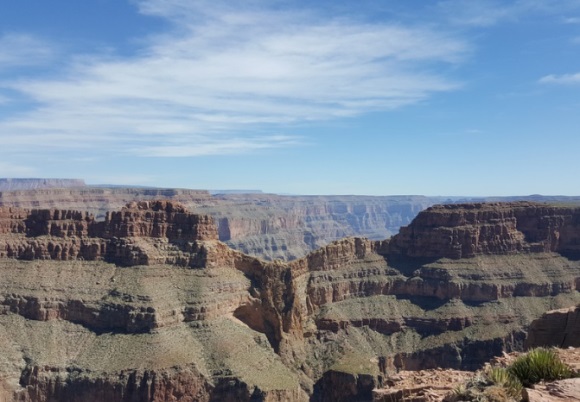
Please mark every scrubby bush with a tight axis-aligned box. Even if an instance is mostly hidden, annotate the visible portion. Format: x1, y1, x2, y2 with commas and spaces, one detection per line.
445, 348, 577, 401
485, 367, 522, 399
507, 348, 575, 387
447, 370, 521, 402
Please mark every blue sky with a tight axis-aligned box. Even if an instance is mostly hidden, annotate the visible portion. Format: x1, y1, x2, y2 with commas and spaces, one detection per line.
1, 0, 579, 195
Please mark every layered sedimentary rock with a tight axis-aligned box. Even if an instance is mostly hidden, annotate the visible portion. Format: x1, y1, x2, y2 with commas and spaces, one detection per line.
0, 188, 216, 221
0, 202, 307, 401
389, 202, 580, 260
525, 305, 580, 348
0, 201, 217, 267
0, 188, 440, 260
0, 201, 580, 401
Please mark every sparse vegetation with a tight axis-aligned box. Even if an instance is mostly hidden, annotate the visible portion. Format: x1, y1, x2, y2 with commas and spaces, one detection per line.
446, 348, 577, 401
507, 347, 576, 387
484, 367, 522, 399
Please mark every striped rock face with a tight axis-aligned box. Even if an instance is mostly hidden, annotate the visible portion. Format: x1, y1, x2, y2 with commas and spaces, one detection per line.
0, 201, 579, 402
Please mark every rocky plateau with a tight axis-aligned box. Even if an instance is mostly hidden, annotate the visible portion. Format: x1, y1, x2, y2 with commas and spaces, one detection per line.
0, 200, 579, 401
0, 186, 443, 261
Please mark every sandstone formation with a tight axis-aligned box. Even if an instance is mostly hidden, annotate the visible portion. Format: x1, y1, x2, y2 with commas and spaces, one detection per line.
525, 304, 580, 348
0, 188, 441, 260
389, 202, 580, 260
373, 348, 580, 402
0, 201, 580, 401
524, 378, 580, 402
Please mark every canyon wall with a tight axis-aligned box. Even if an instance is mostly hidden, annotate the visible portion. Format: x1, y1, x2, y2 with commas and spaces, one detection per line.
525, 305, 580, 348
0, 188, 441, 260
0, 201, 580, 401
388, 202, 580, 259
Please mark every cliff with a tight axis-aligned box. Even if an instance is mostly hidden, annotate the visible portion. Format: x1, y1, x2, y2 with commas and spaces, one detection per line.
388, 202, 580, 260
0, 201, 218, 267
525, 305, 580, 349
0, 179, 86, 191
0, 201, 580, 401
0, 188, 440, 260
372, 347, 580, 402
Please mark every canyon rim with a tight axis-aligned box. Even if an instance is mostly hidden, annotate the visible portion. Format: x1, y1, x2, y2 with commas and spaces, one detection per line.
0, 197, 579, 401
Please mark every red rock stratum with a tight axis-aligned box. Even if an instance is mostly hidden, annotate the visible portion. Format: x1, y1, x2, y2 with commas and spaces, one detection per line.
0, 201, 580, 401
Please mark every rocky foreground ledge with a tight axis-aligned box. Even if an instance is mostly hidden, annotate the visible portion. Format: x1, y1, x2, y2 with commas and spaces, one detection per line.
0, 201, 580, 401
372, 347, 580, 402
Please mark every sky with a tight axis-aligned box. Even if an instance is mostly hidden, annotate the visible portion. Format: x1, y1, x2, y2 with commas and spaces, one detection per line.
0, 0, 579, 196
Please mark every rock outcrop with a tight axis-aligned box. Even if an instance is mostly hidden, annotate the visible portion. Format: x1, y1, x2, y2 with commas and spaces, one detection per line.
0, 201, 218, 268
0, 201, 580, 401
0, 188, 441, 260
524, 378, 580, 402
525, 305, 580, 348
373, 348, 580, 402
389, 202, 580, 260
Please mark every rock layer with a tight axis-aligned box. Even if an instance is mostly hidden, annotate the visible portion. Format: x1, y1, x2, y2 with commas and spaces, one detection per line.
0, 188, 441, 260
0, 201, 580, 401
389, 202, 580, 259
525, 305, 580, 348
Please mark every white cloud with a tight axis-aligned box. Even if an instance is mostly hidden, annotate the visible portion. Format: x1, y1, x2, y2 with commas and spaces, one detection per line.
438, 0, 580, 27
0, 1, 467, 158
0, 34, 56, 69
437, 1, 517, 27
133, 135, 300, 157
539, 72, 580, 84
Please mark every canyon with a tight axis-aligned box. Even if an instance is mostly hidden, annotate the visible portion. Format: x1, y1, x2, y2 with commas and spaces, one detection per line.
0, 186, 443, 261
0, 200, 579, 401
2, 182, 580, 263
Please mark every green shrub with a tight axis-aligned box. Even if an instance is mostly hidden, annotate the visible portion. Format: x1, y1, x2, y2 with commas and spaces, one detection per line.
507, 348, 575, 387
447, 370, 522, 402
485, 367, 523, 399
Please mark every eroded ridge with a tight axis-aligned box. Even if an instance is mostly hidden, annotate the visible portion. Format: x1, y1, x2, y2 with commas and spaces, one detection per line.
0, 201, 217, 266
0, 201, 580, 402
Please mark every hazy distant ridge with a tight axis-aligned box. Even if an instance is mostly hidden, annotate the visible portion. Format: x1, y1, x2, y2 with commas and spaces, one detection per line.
0, 178, 86, 191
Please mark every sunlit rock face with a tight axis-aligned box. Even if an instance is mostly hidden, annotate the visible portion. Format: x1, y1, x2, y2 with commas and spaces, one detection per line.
0, 201, 580, 402
0, 188, 440, 260
525, 304, 580, 349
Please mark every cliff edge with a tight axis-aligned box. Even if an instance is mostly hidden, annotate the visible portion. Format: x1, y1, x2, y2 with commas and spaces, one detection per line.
0, 201, 579, 401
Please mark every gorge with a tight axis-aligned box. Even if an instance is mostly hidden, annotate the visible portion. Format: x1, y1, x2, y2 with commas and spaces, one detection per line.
0, 186, 443, 261
0, 200, 579, 401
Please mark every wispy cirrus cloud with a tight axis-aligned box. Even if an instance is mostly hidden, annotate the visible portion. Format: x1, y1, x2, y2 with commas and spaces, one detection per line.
0, 33, 56, 69
438, 0, 580, 27
539, 72, 580, 84
0, 0, 468, 158
437, 0, 518, 27
135, 135, 300, 157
